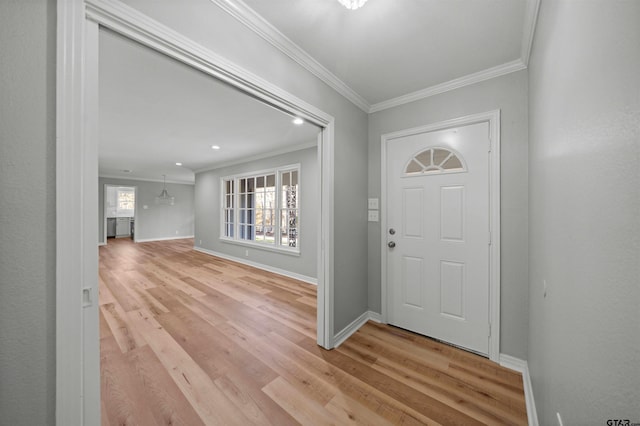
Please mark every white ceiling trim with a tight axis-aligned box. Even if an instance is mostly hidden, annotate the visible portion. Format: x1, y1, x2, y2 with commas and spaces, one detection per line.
87, 0, 333, 128
209, 0, 371, 112
99, 175, 195, 185
520, 0, 541, 67
369, 59, 526, 113
210, 0, 540, 114
370, 0, 540, 112
194, 140, 318, 174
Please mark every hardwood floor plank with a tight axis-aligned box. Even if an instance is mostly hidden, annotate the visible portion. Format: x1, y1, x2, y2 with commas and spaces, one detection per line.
99, 308, 113, 340
100, 302, 146, 353
269, 332, 440, 425
148, 284, 227, 327
155, 302, 277, 387
98, 274, 117, 306
296, 295, 317, 307
125, 345, 205, 426
325, 392, 395, 426
347, 330, 526, 418
100, 270, 142, 312
222, 366, 300, 426
216, 322, 338, 405
99, 238, 527, 425
125, 309, 252, 425
297, 337, 486, 426
100, 336, 157, 425
262, 377, 341, 425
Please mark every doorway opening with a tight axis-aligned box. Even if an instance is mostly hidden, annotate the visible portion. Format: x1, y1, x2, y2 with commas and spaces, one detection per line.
102, 184, 137, 244
56, 2, 335, 422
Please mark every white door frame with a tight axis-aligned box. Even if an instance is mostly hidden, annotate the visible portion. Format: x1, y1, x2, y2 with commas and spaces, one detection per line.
57, 0, 335, 423
380, 110, 501, 362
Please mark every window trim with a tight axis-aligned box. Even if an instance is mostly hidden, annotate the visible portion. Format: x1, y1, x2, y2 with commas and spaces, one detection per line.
220, 163, 301, 254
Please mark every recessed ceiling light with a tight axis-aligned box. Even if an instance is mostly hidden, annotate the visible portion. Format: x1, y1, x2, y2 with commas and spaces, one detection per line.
211, 145, 221, 150
122, 169, 132, 173
175, 162, 182, 166
337, 0, 368, 10
292, 117, 304, 125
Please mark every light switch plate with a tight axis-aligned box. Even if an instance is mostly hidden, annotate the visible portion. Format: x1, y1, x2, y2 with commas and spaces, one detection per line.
368, 210, 379, 222
368, 198, 379, 210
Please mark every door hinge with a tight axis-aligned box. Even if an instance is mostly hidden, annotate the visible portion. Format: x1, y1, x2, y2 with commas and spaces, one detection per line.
488, 231, 492, 245
488, 138, 492, 152
488, 322, 492, 337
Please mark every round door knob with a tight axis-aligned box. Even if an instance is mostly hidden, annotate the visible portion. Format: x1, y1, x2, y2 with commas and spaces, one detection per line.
388, 241, 396, 248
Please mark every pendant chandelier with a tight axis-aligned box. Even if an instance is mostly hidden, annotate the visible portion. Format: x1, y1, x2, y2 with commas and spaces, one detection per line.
337, 0, 368, 10
156, 175, 175, 205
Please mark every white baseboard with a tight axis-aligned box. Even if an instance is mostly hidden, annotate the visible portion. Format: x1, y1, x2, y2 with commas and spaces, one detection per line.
98, 242, 106, 247
333, 310, 381, 348
500, 354, 539, 426
193, 246, 317, 285
367, 311, 382, 323
135, 235, 194, 243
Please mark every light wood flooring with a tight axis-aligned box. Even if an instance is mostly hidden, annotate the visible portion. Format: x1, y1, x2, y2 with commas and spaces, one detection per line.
99, 238, 527, 425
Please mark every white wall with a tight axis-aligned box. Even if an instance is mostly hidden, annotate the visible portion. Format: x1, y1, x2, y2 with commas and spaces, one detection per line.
0, 0, 56, 423
195, 147, 318, 280
528, 1, 640, 424
122, 0, 370, 333
368, 70, 530, 359
99, 177, 195, 243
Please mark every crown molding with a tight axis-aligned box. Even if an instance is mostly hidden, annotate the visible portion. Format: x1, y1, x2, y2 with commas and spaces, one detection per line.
86, 0, 333, 128
370, 0, 539, 113
521, 0, 541, 66
369, 59, 526, 113
98, 174, 195, 185
209, 0, 371, 113
213, 0, 540, 115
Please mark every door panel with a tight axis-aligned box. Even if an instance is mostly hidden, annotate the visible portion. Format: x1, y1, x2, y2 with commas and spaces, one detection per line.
440, 260, 465, 319
386, 121, 490, 355
402, 188, 424, 238
440, 185, 465, 241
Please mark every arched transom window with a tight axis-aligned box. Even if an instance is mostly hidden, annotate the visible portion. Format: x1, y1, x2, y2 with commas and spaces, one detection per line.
404, 147, 466, 176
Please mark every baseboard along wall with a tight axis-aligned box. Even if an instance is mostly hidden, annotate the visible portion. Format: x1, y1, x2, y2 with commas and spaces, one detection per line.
499, 354, 539, 426
135, 235, 195, 243
193, 246, 317, 285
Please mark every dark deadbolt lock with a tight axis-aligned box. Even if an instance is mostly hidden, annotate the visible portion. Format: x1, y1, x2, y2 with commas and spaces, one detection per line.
389, 228, 396, 235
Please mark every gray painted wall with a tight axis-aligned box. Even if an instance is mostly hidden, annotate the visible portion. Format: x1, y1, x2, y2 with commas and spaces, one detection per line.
99, 177, 195, 243
195, 147, 318, 279
0, 0, 56, 424
123, 0, 370, 334
528, 1, 640, 424
368, 70, 529, 359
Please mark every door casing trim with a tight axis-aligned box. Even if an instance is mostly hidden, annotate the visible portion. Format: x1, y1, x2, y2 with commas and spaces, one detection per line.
57, 0, 335, 423
380, 110, 501, 362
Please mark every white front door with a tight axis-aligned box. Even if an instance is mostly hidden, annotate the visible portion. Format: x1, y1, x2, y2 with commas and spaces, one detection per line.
386, 121, 491, 355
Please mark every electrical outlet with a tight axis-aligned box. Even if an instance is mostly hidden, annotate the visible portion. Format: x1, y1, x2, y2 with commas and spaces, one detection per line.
199, 239, 202, 245
556, 412, 564, 426
175, 230, 179, 235
543, 279, 548, 298
368, 210, 379, 222
368, 198, 379, 210
245, 249, 249, 257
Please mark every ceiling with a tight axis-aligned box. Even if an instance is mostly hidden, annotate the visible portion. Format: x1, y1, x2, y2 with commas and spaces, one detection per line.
99, 29, 321, 184
99, 0, 536, 183
214, 0, 535, 111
